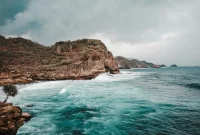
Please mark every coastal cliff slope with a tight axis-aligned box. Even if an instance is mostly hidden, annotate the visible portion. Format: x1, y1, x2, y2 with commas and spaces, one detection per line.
115, 56, 166, 68
0, 35, 119, 85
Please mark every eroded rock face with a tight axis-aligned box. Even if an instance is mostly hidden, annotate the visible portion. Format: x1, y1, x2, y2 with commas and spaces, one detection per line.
0, 102, 32, 135
0, 36, 119, 85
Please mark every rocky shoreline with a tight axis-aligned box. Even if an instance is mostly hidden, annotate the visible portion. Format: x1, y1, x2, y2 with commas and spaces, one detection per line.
0, 35, 119, 86
0, 102, 32, 135
0, 35, 120, 134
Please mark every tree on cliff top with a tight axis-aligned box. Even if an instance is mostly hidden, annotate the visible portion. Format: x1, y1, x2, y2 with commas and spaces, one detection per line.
2, 85, 18, 103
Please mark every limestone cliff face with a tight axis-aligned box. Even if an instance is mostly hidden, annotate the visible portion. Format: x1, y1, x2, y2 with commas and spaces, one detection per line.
0, 102, 32, 135
0, 36, 119, 85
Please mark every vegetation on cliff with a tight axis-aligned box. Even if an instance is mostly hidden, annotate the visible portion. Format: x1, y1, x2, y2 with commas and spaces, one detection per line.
2, 85, 18, 103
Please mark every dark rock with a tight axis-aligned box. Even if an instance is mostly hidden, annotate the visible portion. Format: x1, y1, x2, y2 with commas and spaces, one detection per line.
170, 64, 178, 67
160, 64, 166, 68
26, 105, 34, 108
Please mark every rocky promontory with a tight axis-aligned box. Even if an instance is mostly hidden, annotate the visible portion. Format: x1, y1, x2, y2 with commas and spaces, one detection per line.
0, 102, 32, 135
0, 35, 119, 85
115, 56, 166, 69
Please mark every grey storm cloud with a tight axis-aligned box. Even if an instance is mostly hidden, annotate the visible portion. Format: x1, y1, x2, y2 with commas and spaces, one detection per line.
0, 0, 200, 66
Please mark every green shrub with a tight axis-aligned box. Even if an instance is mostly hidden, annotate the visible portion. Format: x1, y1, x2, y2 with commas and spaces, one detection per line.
2, 85, 18, 103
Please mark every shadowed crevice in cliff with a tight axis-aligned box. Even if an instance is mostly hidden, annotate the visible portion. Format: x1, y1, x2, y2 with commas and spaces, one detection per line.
0, 35, 119, 85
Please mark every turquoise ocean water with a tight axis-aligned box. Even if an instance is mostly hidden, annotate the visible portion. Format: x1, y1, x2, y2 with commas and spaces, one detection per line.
0, 67, 200, 135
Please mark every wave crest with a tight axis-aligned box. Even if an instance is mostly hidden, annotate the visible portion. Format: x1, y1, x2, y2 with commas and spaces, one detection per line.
93, 71, 143, 82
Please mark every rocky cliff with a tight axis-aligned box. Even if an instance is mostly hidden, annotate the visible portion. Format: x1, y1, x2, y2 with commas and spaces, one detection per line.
0, 35, 119, 85
0, 102, 32, 135
115, 56, 166, 69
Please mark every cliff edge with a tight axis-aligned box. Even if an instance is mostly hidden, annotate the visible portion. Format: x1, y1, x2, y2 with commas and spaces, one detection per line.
0, 36, 119, 85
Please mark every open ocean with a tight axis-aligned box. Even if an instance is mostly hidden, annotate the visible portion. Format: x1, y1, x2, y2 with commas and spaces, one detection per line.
1, 67, 200, 135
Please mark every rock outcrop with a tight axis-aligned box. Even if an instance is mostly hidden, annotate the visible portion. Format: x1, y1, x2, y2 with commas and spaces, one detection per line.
170, 64, 177, 67
0, 35, 119, 85
115, 56, 166, 69
0, 102, 32, 135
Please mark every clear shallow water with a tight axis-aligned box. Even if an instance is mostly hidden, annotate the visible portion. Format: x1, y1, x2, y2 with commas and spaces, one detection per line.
0, 67, 200, 135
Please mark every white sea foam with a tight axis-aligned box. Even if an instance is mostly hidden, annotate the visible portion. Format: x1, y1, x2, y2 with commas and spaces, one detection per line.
19, 80, 71, 92
93, 73, 116, 81
93, 71, 144, 82
59, 88, 67, 94
10, 68, 200, 135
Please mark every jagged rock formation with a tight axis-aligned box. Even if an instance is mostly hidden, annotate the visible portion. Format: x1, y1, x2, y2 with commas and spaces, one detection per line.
115, 56, 166, 69
0, 102, 32, 135
0, 35, 119, 85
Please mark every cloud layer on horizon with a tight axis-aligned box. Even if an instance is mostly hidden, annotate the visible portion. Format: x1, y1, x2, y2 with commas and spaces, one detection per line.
0, 0, 200, 66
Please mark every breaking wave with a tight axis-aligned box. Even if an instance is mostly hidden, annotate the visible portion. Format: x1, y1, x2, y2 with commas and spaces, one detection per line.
2, 67, 200, 135
93, 71, 144, 82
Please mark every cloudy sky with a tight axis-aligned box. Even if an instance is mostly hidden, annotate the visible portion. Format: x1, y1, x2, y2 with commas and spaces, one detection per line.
0, 0, 199, 66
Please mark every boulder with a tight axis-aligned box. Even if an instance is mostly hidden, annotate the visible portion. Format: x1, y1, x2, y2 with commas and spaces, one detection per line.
0, 102, 32, 135
22, 112, 32, 122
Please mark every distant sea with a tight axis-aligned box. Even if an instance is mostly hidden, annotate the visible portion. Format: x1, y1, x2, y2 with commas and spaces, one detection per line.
1, 67, 200, 135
